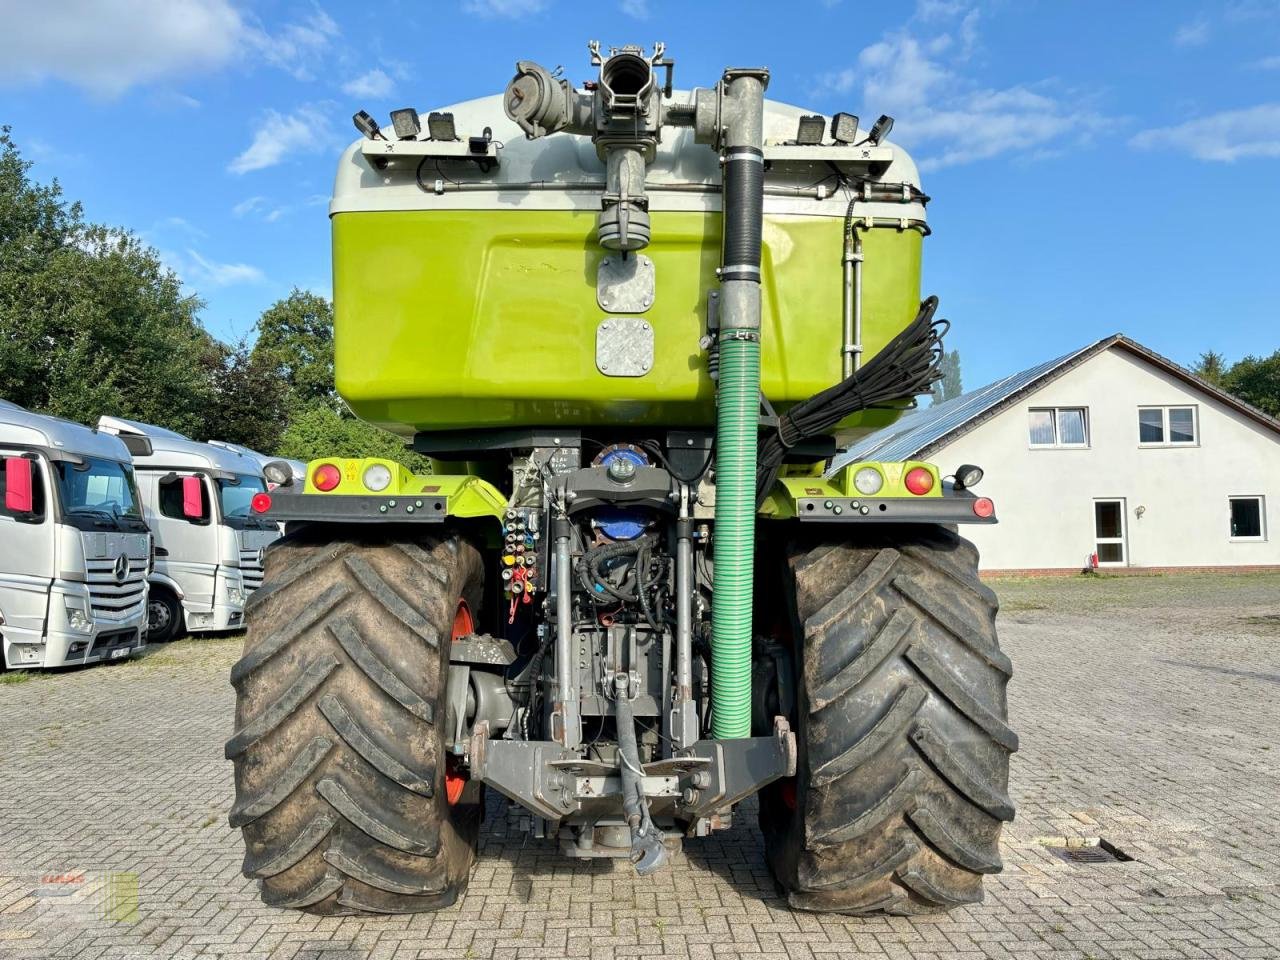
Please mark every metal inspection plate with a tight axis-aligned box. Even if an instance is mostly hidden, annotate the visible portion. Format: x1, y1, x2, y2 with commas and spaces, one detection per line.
596, 318, 654, 377
597, 254, 655, 313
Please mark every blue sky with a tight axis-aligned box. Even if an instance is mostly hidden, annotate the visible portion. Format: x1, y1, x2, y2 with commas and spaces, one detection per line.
1, 0, 1277, 391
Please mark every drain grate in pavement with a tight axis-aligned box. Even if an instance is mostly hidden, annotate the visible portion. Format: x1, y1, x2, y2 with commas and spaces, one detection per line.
1046, 838, 1134, 864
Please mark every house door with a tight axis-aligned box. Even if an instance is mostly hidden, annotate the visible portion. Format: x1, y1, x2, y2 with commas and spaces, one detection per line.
1094, 499, 1127, 566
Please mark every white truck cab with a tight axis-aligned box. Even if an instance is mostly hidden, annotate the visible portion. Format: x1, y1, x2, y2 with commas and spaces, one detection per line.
97, 417, 281, 641
0, 400, 151, 669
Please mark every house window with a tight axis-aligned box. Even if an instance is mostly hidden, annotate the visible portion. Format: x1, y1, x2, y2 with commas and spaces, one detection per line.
1229, 496, 1265, 541
1028, 407, 1088, 448
1138, 405, 1198, 446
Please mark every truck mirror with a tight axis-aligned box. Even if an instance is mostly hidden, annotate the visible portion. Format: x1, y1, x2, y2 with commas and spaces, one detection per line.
182, 475, 206, 519
4, 456, 34, 513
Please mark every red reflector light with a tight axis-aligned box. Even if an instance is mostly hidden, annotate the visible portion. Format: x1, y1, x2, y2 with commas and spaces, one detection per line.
250, 492, 272, 514
312, 463, 341, 491
973, 497, 995, 518
904, 467, 934, 496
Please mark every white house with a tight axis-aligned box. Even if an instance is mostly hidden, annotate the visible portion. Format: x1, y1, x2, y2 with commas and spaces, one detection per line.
834, 335, 1280, 572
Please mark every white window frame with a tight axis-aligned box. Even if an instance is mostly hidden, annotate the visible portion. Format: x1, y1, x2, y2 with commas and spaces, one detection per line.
1228, 495, 1267, 542
1093, 498, 1128, 566
1028, 406, 1090, 449
1138, 404, 1199, 447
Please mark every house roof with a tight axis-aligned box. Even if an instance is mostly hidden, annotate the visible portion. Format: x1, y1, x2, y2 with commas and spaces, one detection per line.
829, 334, 1280, 473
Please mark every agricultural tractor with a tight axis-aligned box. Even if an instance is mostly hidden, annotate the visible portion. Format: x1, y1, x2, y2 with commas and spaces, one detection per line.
227, 43, 1017, 917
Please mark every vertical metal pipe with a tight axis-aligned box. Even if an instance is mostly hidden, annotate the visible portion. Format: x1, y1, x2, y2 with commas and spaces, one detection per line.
842, 228, 864, 377
553, 514, 579, 747
852, 230, 864, 372
671, 486, 696, 748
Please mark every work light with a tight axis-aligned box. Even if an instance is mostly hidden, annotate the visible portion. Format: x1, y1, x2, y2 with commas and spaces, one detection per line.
390, 108, 422, 140
428, 111, 458, 141
867, 114, 894, 145
262, 460, 293, 487
795, 114, 825, 145
830, 112, 859, 144
352, 110, 382, 140
954, 464, 984, 490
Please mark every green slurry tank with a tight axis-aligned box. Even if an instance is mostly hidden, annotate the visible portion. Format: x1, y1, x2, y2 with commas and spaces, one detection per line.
227, 42, 1016, 918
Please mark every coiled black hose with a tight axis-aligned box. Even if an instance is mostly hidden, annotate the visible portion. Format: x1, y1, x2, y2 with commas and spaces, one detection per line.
755, 296, 950, 504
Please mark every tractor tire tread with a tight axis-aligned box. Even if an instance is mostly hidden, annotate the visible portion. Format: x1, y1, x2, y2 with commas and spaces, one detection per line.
227, 530, 482, 916
762, 524, 1016, 916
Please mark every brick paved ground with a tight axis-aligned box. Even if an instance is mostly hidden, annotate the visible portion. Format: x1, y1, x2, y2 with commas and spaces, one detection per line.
2, 572, 1279, 960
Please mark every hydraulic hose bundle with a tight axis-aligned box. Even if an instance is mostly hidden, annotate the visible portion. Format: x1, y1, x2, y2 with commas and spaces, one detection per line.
755, 296, 950, 504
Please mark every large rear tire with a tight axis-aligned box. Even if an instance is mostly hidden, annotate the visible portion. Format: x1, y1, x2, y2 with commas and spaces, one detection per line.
226, 529, 483, 915
762, 525, 1017, 915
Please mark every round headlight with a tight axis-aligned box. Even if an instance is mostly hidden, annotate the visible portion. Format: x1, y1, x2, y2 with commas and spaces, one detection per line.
362, 463, 393, 492
853, 466, 884, 496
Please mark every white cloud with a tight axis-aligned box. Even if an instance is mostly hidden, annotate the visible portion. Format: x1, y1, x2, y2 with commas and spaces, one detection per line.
463, 0, 548, 16
1227, 0, 1280, 21
232, 196, 268, 217
158, 216, 207, 240
160, 248, 265, 288
187, 250, 265, 286
1130, 103, 1280, 161
1174, 18, 1211, 47
247, 9, 341, 81
817, 20, 1109, 171
819, 11, 1114, 172
915, 0, 967, 21
228, 105, 334, 174
1251, 54, 1280, 69
0, 0, 242, 97
342, 69, 394, 99
620, 0, 650, 18
0, 3, 343, 95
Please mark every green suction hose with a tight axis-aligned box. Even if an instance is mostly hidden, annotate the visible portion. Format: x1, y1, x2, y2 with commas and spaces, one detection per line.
711, 333, 760, 739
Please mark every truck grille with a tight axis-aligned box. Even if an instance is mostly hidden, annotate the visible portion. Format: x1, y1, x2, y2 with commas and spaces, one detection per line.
85, 558, 148, 620
239, 550, 265, 594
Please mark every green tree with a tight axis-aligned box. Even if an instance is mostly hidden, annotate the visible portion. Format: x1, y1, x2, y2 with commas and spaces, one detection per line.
277, 402, 433, 472
0, 129, 220, 434
1193, 350, 1227, 386
203, 339, 289, 453
251, 289, 429, 470
252, 289, 339, 409
1222, 350, 1280, 417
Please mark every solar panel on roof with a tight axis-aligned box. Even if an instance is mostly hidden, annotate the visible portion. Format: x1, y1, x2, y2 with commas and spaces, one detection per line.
828, 342, 1099, 474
